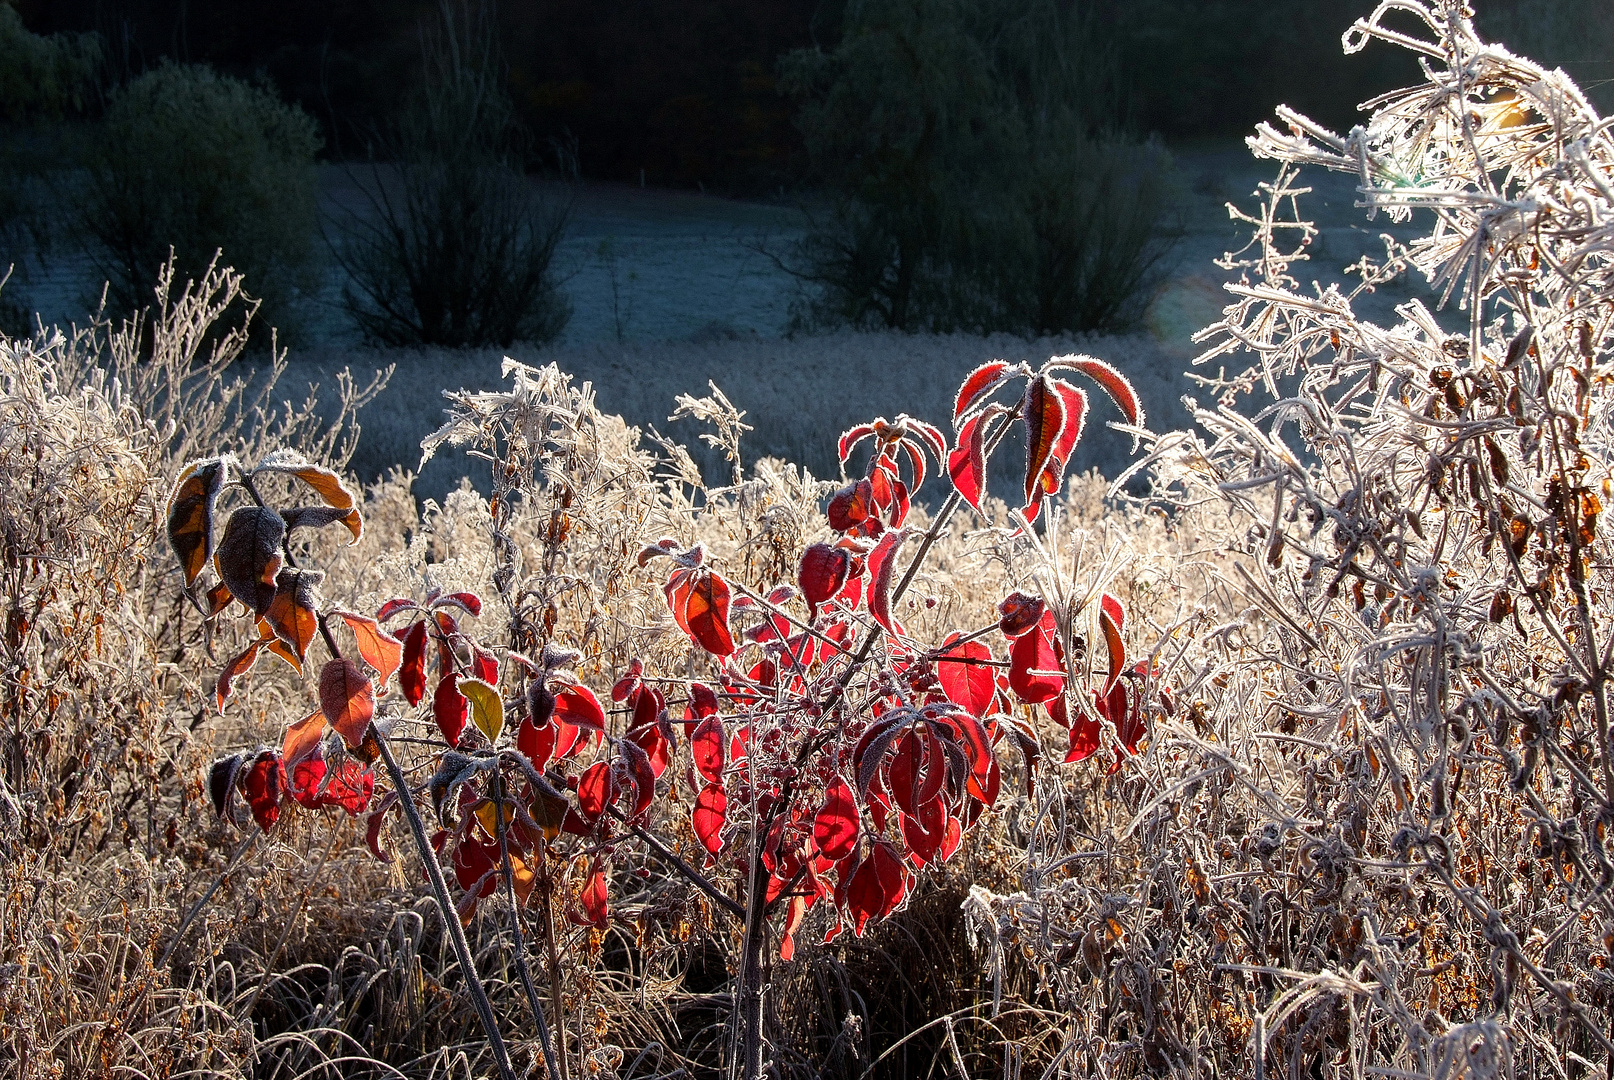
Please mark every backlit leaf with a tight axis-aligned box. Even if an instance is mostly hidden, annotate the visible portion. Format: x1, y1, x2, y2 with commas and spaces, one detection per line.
1008, 610, 1064, 704
1098, 593, 1126, 695
692, 715, 726, 784
1048, 354, 1144, 429
693, 782, 727, 854
281, 708, 327, 769
553, 681, 606, 730
1022, 376, 1066, 506
263, 567, 323, 667
866, 528, 907, 635
997, 592, 1045, 637
569, 861, 609, 928
216, 637, 267, 710
336, 611, 403, 686
813, 776, 859, 862
254, 451, 362, 542
837, 423, 876, 463
684, 571, 736, 656
954, 361, 1011, 424
948, 410, 990, 513
434, 671, 468, 747
826, 479, 874, 532
400, 620, 428, 705
321, 658, 376, 748
937, 633, 995, 716
242, 751, 285, 833
460, 677, 505, 744
576, 761, 614, 823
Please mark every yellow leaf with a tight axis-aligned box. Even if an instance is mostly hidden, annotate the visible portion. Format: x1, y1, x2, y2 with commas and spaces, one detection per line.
461, 677, 505, 744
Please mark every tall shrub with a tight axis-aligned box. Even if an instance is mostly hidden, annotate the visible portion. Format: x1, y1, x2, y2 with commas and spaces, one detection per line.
330, 0, 571, 349
77, 63, 322, 339
780, 0, 1174, 336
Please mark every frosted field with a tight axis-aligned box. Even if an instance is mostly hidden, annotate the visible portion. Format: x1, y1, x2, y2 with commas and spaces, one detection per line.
10, 145, 1441, 500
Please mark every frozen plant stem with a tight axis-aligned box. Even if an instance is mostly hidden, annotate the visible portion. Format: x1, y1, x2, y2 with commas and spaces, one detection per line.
374, 732, 518, 1080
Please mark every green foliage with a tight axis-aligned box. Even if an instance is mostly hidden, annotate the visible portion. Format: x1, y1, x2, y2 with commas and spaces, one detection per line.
330, 0, 570, 349
780, 0, 1175, 336
77, 62, 322, 339
0, 4, 100, 122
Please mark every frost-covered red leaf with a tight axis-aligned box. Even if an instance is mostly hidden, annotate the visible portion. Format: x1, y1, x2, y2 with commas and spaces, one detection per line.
693, 782, 727, 854
683, 571, 736, 656
798, 543, 851, 618
399, 620, 428, 706
1098, 593, 1127, 695
997, 592, 1045, 638
433, 672, 468, 747
1048, 353, 1144, 429
937, 633, 995, 716
576, 761, 615, 823
866, 528, 907, 635
826, 479, 874, 533
948, 410, 991, 513
281, 708, 327, 769
553, 681, 606, 730
1007, 610, 1064, 704
954, 360, 1011, 424
570, 861, 609, 928
242, 751, 285, 833
813, 776, 859, 862
1022, 375, 1066, 507
692, 715, 726, 784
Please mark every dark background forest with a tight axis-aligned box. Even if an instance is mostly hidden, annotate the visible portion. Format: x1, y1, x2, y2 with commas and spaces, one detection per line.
20, 0, 1593, 193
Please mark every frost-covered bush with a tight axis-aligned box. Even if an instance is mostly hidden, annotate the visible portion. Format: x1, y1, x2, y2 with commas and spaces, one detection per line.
77, 63, 322, 338
966, 3, 1614, 1075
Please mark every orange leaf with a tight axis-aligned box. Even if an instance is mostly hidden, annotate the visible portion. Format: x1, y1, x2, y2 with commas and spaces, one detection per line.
1022, 376, 1066, 506
216, 637, 267, 710
166, 457, 228, 589
336, 611, 403, 686
684, 571, 736, 656
281, 709, 327, 768
263, 569, 322, 668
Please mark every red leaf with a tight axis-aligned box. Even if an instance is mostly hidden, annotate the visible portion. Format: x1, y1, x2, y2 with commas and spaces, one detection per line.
866, 528, 907, 636
1099, 594, 1127, 695
693, 781, 727, 854
997, 592, 1045, 638
901, 794, 946, 866
1029, 379, 1089, 508
553, 682, 606, 730
620, 739, 656, 822
937, 633, 995, 716
454, 837, 499, 897
780, 893, 807, 961
837, 423, 876, 463
1049, 354, 1144, 428
827, 479, 874, 532
846, 841, 906, 935
813, 776, 859, 862
887, 729, 923, 816
629, 719, 672, 778
954, 360, 1011, 423
1065, 704, 1101, 764
630, 684, 663, 732
948, 410, 990, 513
570, 861, 609, 928
664, 568, 695, 637
242, 751, 285, 833
517, 714, 557, 771
471, 646, 499, 686
692, 715, 726, 784
433, 672, 468, 747
1007, 611, 1064, 704
289, 753, 327, 810
376, 597, 415, 622
798, 543, 851, 618
1022, 376, 1066, 506
611, 657, 644, 702
905, 418, 948, 465
684, 571, 736, 656
440, 591, 483, 617
323, 760, 374, 815
576, 761, 614, 823
400, 620, 428, 706
337, 611, 403, 687
965, 752, 1001, 806
320, 659, 376, 748
683, 681, 719, 730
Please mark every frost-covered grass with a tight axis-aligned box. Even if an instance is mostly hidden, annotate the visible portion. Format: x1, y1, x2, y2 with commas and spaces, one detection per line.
289, 327, 1191, 501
